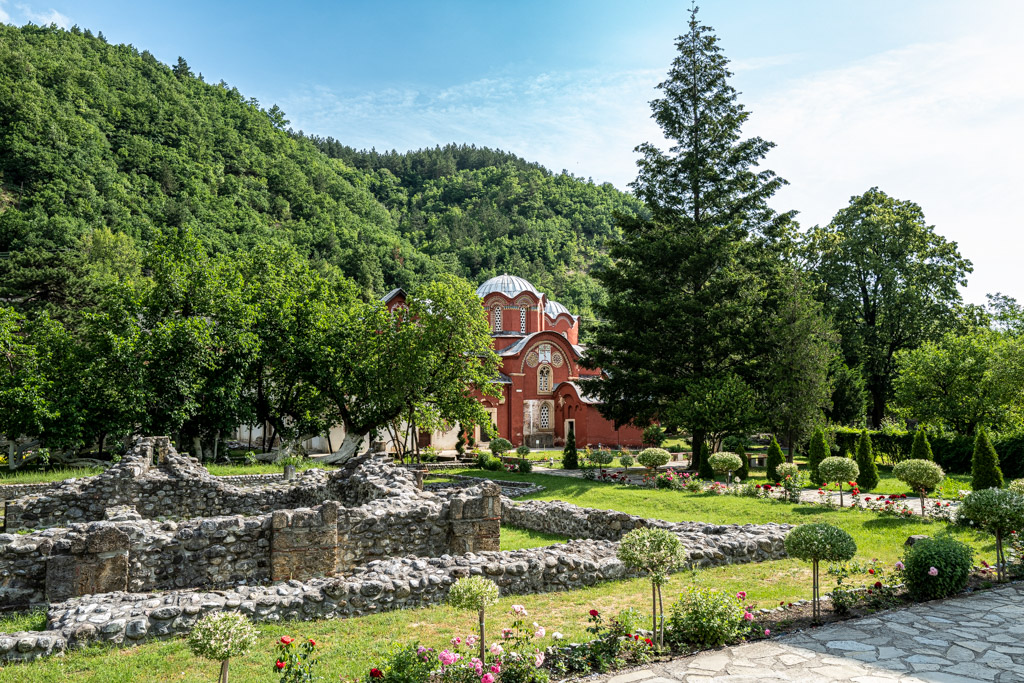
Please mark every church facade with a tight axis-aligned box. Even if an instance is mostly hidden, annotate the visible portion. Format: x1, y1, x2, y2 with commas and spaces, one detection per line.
385, 274, 644, 449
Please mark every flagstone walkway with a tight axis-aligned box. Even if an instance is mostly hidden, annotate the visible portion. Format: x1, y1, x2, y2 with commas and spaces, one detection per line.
586, 584, 1024, 682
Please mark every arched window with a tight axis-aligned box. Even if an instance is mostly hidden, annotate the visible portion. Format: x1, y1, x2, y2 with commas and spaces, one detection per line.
492, 306, 502, 332
540, 403, 550, 429
538, 365, 551, 392
520, 306, 527, 333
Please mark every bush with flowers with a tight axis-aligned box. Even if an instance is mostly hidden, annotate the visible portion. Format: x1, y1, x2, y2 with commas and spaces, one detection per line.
817, 457, 859, 507
827, 559, 903, 614
637, 448, 671, 473
187, 612, 258, 683
957, 488, 1024, 582
275, 635, 319, 683
546, 608, 654, 675
666, 587, 751, 648
448, 576, 501, 660
902, 535, 973, 601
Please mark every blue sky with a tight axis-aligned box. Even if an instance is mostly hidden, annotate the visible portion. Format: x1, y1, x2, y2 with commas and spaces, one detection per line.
3, 0, 1022, 304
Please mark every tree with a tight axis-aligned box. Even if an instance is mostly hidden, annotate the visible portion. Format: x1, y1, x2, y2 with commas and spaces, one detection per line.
807, 427, 828, 486
818, 456, 859, 506
562, 425, 579, 470
892, 330, 1024, 435
766, 436, 785, 482
764, 270, 839, 457
734, 439, 749, 480
617, 527, 686, 648
971, 427, 1004, 490
805, 188, 972, 427
582, 6, 790, 457
958, 489, 1024, 582
893, 459, 944, 515
910, 429, 933, 462
447, 576, 500, 661
697, 440, 713, 480
825, 360, 868, 426
668, 374, 759, 455
785, 524, 856, 623
854, 430, 879, 491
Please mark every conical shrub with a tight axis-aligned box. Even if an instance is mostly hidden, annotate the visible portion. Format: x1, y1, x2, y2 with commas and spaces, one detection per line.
698, 441, 714, 480
562, 428, 579, 470
855, 430, 879, 491
766, 436, 785, 482
807, 427, 828, 486
971, 427, 1003, 490
910, 429, 933, 462
735, 440, 749, 481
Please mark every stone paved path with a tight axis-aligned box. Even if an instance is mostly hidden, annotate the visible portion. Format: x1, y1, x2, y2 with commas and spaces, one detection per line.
588, 584, 1024, 682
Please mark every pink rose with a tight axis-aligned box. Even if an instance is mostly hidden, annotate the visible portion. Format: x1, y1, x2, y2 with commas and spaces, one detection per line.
511, 604, 527, 617
481, 675, 495, 683
534, 652, 545, 668
743, 612, 753, 621
764, 629, 771, 636
451, 636, 462, 647
439, 650, 460, 667
928, 567, 939, 576
466, 635, 478, 647
489, 643, 503, 656
895, 561, 904, 570
736, 591, 747, 600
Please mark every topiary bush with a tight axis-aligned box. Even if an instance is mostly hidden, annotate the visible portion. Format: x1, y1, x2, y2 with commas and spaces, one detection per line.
855, 429, 879, 491
708, 452, 743, 484
902, 535, 973, 601
807, 427, 828, 486
766, 436, 785, 482
187, 612, 258, 683
637, 447, 671, 471
562, 428, 579, 470
447, 576, 500, 660
734, 440, 749, 481
972, 427, 1004, 491
517, 459, 533, 473
911, 429, 934, 461
618, 452, 635, 469
617, 527, 686, 648
697, 441, 714, 480
893, 459, 945, 515
666, 587, 747, 648
516, 444, 531, 457
777, 462, 799, 479
489, 438, 512, 458
958, 488, 1024, 581
785, 523, 857, 622
818, 456, 859, 506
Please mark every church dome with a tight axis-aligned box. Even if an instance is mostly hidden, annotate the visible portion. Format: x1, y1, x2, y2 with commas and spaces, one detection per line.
476, 274, 540, 299
544, 300, 574, 318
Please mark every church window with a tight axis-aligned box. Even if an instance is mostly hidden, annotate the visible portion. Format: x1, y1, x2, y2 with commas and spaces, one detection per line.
538, 365, 551, 392
493, 306, 502, 332
520, 307, 527, 333
540, 403, 550, 429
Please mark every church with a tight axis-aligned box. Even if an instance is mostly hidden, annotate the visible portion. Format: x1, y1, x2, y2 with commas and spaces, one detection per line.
385, 274, 644, 449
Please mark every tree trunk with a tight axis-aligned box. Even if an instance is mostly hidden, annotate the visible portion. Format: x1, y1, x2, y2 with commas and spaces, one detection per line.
322, 430, 365, 464
213, 430, 220, 462
97, 432, 106, 458
691, 428, 705, 471
651, 581, 657, 640
219, 659, 229, 683
192, 435, 203, 462
7, 442, 14, 471
657, 583, 665, 649
326, 431, 333, 453
870, 388, 885, 430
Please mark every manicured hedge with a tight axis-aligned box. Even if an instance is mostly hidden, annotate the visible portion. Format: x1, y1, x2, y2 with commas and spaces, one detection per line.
831, 428, 1024, 478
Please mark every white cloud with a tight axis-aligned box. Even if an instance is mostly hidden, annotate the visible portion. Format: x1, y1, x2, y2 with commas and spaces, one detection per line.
18, 4, 70, 28
0, 2, 10, 24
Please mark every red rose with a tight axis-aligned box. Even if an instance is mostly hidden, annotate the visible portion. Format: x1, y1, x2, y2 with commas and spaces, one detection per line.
280, 636, 294, 645
874, 581, 882, 589
644, 638, 653, 646
868, 568, 875, 574
589, 609, 599, 617
309, 639, 317, 647
370, 668, 384, 678
276, 661, 285, 670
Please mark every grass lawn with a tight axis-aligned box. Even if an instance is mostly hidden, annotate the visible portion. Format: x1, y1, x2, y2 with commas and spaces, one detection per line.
0, 461, 340, 486
0, 469, 998, 682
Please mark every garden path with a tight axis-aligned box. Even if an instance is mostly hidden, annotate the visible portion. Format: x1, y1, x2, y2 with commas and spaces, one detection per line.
590, 583, 1023, 682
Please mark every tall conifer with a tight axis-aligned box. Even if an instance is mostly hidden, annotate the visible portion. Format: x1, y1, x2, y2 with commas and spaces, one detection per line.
910, 429, 933, 462
807, 427, 828, 486
766, 436, 785, 482
855, 430, 879, 491
971, 427, 1003, 490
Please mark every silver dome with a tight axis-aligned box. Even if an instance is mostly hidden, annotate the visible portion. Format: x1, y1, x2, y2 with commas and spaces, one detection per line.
544, 300, 574, 318
476, 274, 540, 299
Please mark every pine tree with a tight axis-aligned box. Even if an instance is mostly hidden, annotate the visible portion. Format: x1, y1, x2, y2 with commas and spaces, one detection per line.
910, 429, 933, 462
766, 436, 785, 482
855, 430, 879, 491
698, 441, 714, 480
562, 427, 579, 470
582, 6, 789, 456
807, 427, 828, 486
971, 427, 1004, 490
735, 439, 749, 480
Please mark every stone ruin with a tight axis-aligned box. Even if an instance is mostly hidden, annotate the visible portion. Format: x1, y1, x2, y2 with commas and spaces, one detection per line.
0, 437, 792, 663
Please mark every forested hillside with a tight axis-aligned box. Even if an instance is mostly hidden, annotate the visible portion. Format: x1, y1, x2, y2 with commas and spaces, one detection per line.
0, 24, 640, 318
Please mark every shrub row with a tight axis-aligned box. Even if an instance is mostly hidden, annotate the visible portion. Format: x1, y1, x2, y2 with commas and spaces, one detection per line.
831, 428, 1024, 478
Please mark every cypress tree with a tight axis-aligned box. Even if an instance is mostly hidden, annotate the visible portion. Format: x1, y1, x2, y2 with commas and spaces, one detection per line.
766, 436, 785, 482
910, 429, 933, 462
855, 429, 879, 491
562, 427, 579, 470
698, 441, 714, 480
735, 439, 749, 480
971, 427, 1004, 490
807, 427, 828, 486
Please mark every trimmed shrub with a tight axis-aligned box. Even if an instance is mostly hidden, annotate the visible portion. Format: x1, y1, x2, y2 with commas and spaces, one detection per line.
516, 444, 531, 457
637, 447, 671, 471
893, 459, 945, 514
818, 456, 859, 506
785, 523, 857, 622
972, 428, 1004, 491
777, 462, 799, 479
807, 427, 828, 486
517, 459, 533, 473
187, 612, 257, 683
734, 441, 749, 481
666, 588, 747, 648
958, 488, 1024, 581
708, 452, 743, 482
911, 429, 934, 461
489, 438, 513, 457
698, 441, 714, 480
562, 428, 579, 470
766, 436, 785, 482
617, 527, 686, 647
618, 453, 635, 469
831, 428, 1024, 478
587, 448, 615, 468
902, 536, 973, 601
855, 430, 879, 491
447, 576, 500, 660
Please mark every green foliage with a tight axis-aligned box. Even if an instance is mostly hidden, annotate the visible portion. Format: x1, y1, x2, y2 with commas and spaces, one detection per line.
734, 440, 749, 481
818, 456, 859, 487
586, 449, 615, 467
855, 430, 879, 491
1010, 479, 1024, 495
516, 445, 531, 457
186, 612, 257, 662
972, 428, 1004, 490
708, 452, 743, 477
637, 448, 670, 471
368, 643, 433, 683
911, 430, 934, 462
617, 528, 686, 583
958, 489, 1024, 538
777, 462, 799, 480
446, 576, 500, 612
807, 427, 829, 486
785, 524, 857, 563
805, 187, 972, 426
516, 459, 533, 474
642, 424, 666, 447
618, 453, 635, 468
892, 459, 945, 493
902, 536, 973, 602
666, 588, 747, 648
562, 428, 579, 470
697, 441, 714, 480
489, 438, 512, 457
765, 436, 785, 482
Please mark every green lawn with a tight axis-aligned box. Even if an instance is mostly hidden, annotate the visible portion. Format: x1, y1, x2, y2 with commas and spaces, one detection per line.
0, 469, 998, 682
0, 467, 106, 485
